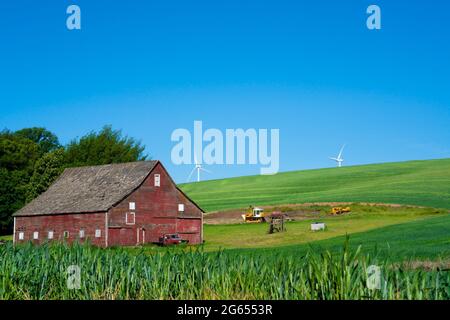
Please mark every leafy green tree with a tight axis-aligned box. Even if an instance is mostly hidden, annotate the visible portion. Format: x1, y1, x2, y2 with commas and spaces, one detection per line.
0, 130, 40, 171
26, 148, 66, 202
0, 131, 41, 234
15, 127, 60, 154
0, 169, 11, 233
65, 125, 147, 167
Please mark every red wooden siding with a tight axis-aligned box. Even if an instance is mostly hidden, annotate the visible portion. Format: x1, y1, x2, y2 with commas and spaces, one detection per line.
108, 227, 136, 247
14, 212, 106, 247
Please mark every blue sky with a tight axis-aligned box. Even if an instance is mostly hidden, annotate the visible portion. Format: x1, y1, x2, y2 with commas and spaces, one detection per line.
0, 0, 449, 183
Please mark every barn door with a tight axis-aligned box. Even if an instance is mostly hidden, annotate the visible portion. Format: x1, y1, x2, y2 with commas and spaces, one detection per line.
137, 228, 145, 245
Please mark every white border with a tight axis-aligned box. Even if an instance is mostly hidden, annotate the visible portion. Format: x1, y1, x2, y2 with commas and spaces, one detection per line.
126, 212, 136, 225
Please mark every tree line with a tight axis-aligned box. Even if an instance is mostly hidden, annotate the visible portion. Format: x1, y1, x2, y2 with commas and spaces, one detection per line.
0, 126, 147, 235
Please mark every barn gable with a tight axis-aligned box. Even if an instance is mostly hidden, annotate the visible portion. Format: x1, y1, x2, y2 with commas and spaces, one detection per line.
107, 162, 204, 245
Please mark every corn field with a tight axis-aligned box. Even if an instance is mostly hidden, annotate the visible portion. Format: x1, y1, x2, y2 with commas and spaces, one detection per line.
0, 242, 449, 300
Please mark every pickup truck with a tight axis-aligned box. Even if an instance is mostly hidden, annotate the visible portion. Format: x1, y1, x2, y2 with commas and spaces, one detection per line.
158, 233, 189, 246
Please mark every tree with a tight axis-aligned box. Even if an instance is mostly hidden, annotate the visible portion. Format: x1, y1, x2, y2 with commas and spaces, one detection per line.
26, 148, 66, 202
15, 127, 60, 154
0, 130, 40, 171
65, 125, 147, 167
0, 131, 41, 234
0, 169, 29, 233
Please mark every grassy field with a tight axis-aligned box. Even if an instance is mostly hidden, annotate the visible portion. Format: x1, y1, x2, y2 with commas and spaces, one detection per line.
221, 214, 450, 261
0, 235, 12, 241
202, 205, 448, 253
180, 158, 450, 212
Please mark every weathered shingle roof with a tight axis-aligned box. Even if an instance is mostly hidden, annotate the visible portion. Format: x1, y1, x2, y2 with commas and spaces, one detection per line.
14, 161, 158, 216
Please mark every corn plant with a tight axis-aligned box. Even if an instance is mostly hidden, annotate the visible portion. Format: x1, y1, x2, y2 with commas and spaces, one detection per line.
0, 241, 448, 300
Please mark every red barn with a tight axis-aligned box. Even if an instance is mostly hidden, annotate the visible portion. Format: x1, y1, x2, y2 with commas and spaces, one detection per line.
12, 161, 204, 247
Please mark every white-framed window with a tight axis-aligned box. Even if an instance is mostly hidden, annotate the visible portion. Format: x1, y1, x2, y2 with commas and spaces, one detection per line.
178, 204, 185, 212
18, 232, 24, 240
48, 231, 54, 239
33, 231, 39, 240
129, 202, 136, 210
95, 229, 101, 238
126, 212, 135, 225
79, 229, 85, 239
63, 231, 69, 239
154, 174, 160, 187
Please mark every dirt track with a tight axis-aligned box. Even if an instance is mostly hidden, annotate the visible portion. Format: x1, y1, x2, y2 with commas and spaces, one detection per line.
203, 202, 425, 225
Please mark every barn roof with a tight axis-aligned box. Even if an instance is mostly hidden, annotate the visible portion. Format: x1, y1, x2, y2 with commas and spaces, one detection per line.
14, 161, 158, 216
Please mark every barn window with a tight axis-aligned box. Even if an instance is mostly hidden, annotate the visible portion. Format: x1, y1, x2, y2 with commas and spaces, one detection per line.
126, 212, 135, 225
154, 174, 160, 187
95, 229, 101, 238
48, 231, 54, 239
33, 231, 39, 240
178, 204, 185, 212
63, 231, 69, 239
129, 202, 136, 210
18, 232, 24, 240
79, 229, 85, 239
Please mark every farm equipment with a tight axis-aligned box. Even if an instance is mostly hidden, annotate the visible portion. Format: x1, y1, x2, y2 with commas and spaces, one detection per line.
242, 206, 267, 223
268, 212, 286, 234
330, 207, 351, 215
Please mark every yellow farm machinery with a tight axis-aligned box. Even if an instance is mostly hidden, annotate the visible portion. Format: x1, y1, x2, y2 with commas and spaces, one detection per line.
242, 206, 267, 223
330, 206, 351, 215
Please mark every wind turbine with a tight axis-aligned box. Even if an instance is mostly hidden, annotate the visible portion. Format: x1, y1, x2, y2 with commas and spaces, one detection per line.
187, 155, 211, 182
329, 144, 346, 167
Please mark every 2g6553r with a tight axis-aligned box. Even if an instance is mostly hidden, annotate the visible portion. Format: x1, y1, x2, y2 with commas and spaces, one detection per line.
221, 304, 273, 315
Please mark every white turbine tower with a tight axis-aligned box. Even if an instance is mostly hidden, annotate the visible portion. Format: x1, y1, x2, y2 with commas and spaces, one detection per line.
329, 144, 346, 167
187, 155, 211, 182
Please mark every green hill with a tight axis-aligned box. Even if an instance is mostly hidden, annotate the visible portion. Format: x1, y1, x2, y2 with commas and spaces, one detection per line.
180, 158, 450, 212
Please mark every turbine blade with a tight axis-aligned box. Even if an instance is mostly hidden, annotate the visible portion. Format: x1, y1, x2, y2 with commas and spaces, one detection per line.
200, 167, 212, 174
186, 167, 196, 182
338, 144, 346, 159
194, 153, 198, 166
